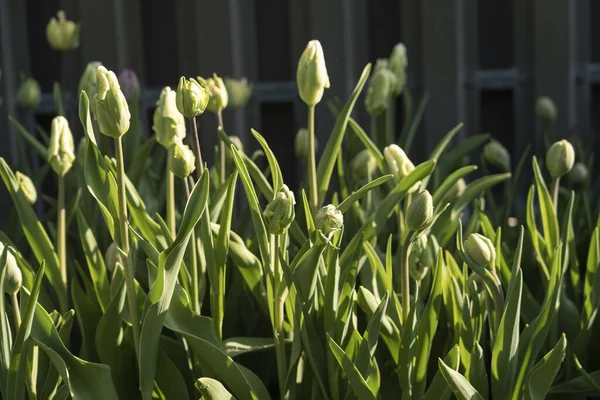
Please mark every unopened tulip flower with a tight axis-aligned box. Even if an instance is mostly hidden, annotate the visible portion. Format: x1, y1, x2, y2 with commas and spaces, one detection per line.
464, 233, 495, 269
46, 10, 79, 51
94, 66, 131, 138
153, 87, 186, 149
176, 77, 210, 118
383, 144, 419, 192
205, 73, 228, 114
388, 43, 408, 96
168, 141, 196, 179
546, 139, 575, 179
48, 116, 75, 176
118, 69, 140, 104
535, 96, 557, 123
1, 245, 21, 295
365, 63, 396, 116
224, 77, 252, 108
483, 140, 511, 172
567, 162, 589, 190
406, 190, 433, 231
350, 149, 377, 179
263, 185, 296, 235
315, 204, 343, 235
296, 40, 330, 106
17, 78, 41, 109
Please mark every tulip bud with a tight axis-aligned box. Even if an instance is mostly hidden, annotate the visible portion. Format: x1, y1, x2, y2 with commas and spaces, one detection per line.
388, 43, 408, 96
535, 96, 557, 123
295, 128, 317, 164
446, 178, 467, 203
409, 235, 430, 281
383, 144, 418, 192
176, 77, 210, 118
118, 69, 140, 104
315, 204, 344, 235
153, 86, 186, 149
567, 162, 589, 190
17, 77, 41, 109
546, 139, 575, 179
94, 66, 131, 138
16, 171, 37, 204
406, 190, 433, 231
78, 61, 102, 115
205, 73, 228, 114
46, 10, 79, 51
224, 77, 252, 109
483, 140, 511, 172
365, 63, 396, 116
225, 136, 244, 167
2, 254, 21, 296
350, 149, 377, 179
464, 233, 495, 269
48, 116, 75, 176
105, 242, 124, 273
263, 185, 296, 235
168, 141, 196, 179
296, 40, 330, 106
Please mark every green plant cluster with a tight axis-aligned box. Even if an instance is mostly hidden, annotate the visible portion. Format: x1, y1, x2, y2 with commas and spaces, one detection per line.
1, 10, 600, 400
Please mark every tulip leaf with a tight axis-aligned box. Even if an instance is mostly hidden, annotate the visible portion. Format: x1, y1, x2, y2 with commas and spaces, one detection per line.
438, 358, 484, 400
528, 334, 567, 400
338, 174, 393, 213
348, 118, 385, 172
328, 335, 377, 400
195, 377, 235, 400
420, 122, 463, 190
423, 345, 460, 400
532, 156, 559, 256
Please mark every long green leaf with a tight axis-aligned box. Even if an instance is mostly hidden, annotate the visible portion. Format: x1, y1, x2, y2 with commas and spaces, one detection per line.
328, 336, 377, 400
528, 334, 567, 400
438, 358, 484, 400
195, 377, 235, 400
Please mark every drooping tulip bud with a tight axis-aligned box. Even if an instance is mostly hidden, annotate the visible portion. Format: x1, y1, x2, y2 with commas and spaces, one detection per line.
1, 243, 21, 295
483, 140, 511, 172
176, 77, 210, 118
263, 185, 296, 235
168, 141, 196, 179
205, 73, 228, 114
388, 43, 408, 96
406, 190, 433, 231
464, 233, 495, 269
16, 171, 37, 204
118, 69, 140, 104
315, 204, 343, 235
383, 144, 418, 192
48, 116, 75, 176
225, 136, 244, 167
296, 40, 330, 106
365, 63, 396, 116
153, 86, 186, 149
535, 96, 557, 124
295, 128, 318, 164
567, 162, 589, 190
224, 77, 252, 109
94, 66, 131, 138
546, 139, 575, 179
78, 61, 102, 115
105, 242, 124, 273
46, 10, 79, 51
350, 149, 377, 179
17, 77, 41, 109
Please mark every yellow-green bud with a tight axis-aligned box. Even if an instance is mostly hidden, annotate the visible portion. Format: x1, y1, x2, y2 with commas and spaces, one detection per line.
535, 96, 557, 123
176, 77, 210, 118
294, 128, 317, 164
205, 73, 228, 114
409, 235, 430, 280
17, 77, 41, 109
118, 69, 140, 104
350, 149, 377, 179
1, 243, 21, 295
224, 77, 252, 109
315, 204, 343, 235
94, 66, 131, 138
48, 116, 75, 176
406, 190, 433, 231
168, 141, 196, 179
263, 185, 296, 235
464, 233, 495, 269
365, 63, 396, 116
153, 86, 186, 148
483, 140, 511, 172
78, 61, 102, 116
546, 139, 575, 179
383, 144, 418, 192
16, 171, 37, 204
296, 40, 330, 106
388, 43, 408, 96
225, 136, 244, 166
46, 10, 79, 51
567, 162, 589, 190
105, 242, 124, 273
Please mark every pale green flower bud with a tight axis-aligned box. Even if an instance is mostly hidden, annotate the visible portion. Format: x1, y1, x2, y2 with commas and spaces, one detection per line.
16, 171, 37, 204
176, 77, 210, 118
17, 77, 41, 109
383, 144, 418, 192
1, 243, 21, 295
406, 190, 433, 231
46, 10, 79, 51
315, 204, 343, 235
78, 61, 102, 116
168, 141, 196, 179
535, 96, 557, 123
118, 69, 140, 104
263, 185, 296, 235
388, 43, 408, 96
296, 40, 330, 106
365, 63, 396, 116
350, 149, 377, 179
464, 233, 495, 269
205, 73, 228, 114
294, 128, 317, 164
224, 77, 252, 109
225, 136, 244, 167
48, 116, 75, 176
153, 86, 186, 148
567, 162, 589, 190
105, 242, 124, 273
94, 66, 131, 138
446, 178, 467, 202
546, 139, 575, 179
483, 140, 511, 172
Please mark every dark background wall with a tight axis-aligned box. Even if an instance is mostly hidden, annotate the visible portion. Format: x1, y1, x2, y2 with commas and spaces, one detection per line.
0, 0, 599, 194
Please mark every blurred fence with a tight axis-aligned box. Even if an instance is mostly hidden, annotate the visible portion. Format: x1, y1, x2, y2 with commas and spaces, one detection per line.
1, 0, 599, 192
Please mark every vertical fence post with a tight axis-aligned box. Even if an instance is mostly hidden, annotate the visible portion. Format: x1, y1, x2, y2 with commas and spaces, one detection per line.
514, 0, 534, 157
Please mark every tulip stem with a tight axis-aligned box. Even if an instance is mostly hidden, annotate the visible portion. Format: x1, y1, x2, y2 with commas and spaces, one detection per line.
114, 137, 141, 357
401, 232, 413, 322
386, 99, 395, 145
272, 234, 288, 399
57, 174, 67, 297
307, 105, 318, 214
551, 177, 560, 212
190, 118, 204, 175
217, 111, 226, 185
184, 179, 201, 314
11, 292, 21, 330
166, 169, 176, 239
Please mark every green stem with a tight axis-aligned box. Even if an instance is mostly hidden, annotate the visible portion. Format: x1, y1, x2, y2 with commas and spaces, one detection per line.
583, 192, 594, 233
272, 234, 288, 399
370, 115, 378, 149
385, 98, 395, 145
217, 111, 226, 185
189, 117, 204, 175
28, 345, 38, 400
184, 180, 201, 314
307, 105, 318, 214
57, 174, 67, 298
401, 233, 413, 322
11, 293, 21, 330
114, 137, 141, 357
551, 177, 560, 212
166, 169, 176, 239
